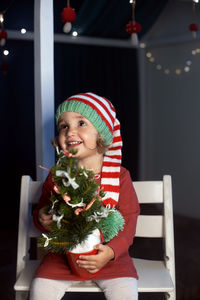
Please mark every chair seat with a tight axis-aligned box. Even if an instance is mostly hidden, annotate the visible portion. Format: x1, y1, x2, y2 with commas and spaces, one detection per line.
14, 261, 41, 292
14, 258, 174, 293
14, 260, 102, 292
134, 258, 174, 292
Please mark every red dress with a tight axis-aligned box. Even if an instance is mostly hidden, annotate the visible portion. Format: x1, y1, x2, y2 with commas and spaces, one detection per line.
33, 166, 140, 280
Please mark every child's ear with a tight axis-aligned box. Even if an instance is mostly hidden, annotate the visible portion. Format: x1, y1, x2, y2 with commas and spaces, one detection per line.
97, 134, 109, 154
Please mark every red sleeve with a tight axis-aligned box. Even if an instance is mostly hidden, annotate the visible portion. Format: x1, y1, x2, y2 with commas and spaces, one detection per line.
32, 173, 54, 233
106, 167, 140, 260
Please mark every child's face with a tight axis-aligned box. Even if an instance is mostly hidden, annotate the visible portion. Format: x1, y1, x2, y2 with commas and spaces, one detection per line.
58, 111, 100, 164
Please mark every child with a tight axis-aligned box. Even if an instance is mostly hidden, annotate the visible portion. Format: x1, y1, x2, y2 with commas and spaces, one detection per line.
30, 92, 140, 300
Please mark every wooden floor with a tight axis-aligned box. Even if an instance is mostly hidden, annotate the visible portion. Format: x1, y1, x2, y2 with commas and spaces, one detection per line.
1, 214, 200, 300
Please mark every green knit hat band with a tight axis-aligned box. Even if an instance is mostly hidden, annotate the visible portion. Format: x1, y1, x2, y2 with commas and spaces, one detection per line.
56, 100, 113, 145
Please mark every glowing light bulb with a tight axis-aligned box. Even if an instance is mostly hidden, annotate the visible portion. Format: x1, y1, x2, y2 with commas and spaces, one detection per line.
21, 28, 26, 34
186, 60, 192, 66
146, 52, 152, 58
3, 50, 9, 56
192, 50, 196, 55
164, 69, 170, 75
149, 57, 155, 62
193, 0, 199, 3
129, 0, 133, 3
72, 31, 78, 37
184, 66, 190, 72
156, 65, 162, 70
175, 69, 181, 75
140, 43, 146, 48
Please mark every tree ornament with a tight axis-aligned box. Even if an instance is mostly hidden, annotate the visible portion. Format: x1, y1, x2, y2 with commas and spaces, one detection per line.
42, 233, 55, 247
53, 213, 64, 229
53, 184, 60, 194
61, 1, 76, 33
56, 169, 79, 189
62, 192, 71, 203
126, 0, 141, 46
189, 23, 198, 38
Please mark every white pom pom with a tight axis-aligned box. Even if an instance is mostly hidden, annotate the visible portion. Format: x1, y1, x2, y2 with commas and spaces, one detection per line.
63, 22, 72, 33
131, 33, 139, 46
0, 39, 6, 46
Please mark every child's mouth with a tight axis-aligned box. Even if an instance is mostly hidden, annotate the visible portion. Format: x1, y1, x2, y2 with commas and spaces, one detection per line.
67, 141, 82, 148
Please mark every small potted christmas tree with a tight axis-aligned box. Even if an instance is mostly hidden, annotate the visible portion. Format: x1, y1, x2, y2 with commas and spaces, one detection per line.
38, 148, 124, 278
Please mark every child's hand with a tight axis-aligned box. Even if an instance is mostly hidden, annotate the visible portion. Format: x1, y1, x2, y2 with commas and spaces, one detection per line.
38, 207, 53, 231
77, 244, 115, 274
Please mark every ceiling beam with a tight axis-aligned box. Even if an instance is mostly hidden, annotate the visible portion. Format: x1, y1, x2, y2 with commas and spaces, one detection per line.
6, 29, 198, 49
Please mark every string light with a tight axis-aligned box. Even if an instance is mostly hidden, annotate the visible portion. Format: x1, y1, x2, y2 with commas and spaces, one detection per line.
144, 0, 200, 76
72, 31, 78, 36
149, 57, 155, 62
20, 28, 26, 34
175, 69, 181, 75
184, 66, 190, 72
145, 46, 200, 75
3, 50, 9, 56
186, 60, 192, 66
146, 52, 152, 58
156, 64, 162, 70
140, 42, 146, 48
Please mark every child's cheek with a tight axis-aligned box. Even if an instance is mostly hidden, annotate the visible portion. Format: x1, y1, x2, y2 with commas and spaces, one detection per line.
58, 134, 66, 150
84, 134, 98, 149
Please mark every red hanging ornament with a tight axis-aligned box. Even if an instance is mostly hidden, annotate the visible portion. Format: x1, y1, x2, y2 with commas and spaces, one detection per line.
189, 2, 199, 39
61, 7, 76, 23
189, 23, 198, 38
0, 29, 8, 46
126, 0, 142, 46
126, 21, 142, 34
61, 2, 76, 34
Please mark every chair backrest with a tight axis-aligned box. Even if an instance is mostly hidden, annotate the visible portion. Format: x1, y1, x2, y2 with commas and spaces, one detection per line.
16, 176, 43, 278
134, 180, 164, 238
16, 175, 175, 288
133, 175, 175, 287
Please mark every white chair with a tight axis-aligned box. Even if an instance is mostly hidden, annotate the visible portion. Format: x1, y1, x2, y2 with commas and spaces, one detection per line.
14, 175, 176, 299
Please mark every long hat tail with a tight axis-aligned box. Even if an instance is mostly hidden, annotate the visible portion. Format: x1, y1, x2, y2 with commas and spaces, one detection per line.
101, 118, 122, 207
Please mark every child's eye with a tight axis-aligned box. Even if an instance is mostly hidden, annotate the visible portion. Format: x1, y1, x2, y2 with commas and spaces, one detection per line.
79, 120, 86, 127
59, 124, 68, 131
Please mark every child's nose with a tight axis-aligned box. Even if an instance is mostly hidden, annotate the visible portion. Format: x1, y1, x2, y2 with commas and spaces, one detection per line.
66, 126, 77, 137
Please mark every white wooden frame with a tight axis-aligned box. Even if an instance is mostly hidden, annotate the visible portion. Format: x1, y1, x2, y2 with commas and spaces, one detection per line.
14, 175, 175, 299
34, 0, 55, 181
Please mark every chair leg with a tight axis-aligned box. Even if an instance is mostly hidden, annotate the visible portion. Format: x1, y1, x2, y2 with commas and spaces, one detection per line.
165, 291, 176, 300
15, 291, 29, 300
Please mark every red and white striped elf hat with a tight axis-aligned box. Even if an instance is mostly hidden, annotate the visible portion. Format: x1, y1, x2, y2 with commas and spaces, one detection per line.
56, 92, 123, 207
